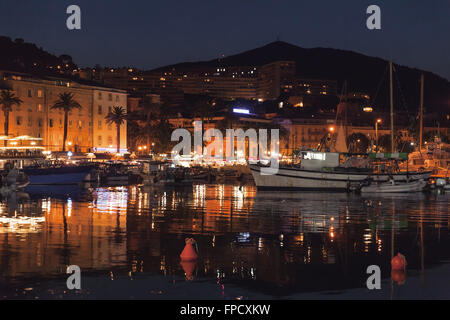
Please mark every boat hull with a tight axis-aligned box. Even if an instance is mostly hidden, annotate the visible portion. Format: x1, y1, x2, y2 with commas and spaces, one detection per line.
249, 164, 432, 191
360, 180, 427, 193
24, 165, 94, 185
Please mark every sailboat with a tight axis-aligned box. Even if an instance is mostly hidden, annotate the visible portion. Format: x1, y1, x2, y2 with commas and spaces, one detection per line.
250, 62, 430, 191
360, 63, 430, 193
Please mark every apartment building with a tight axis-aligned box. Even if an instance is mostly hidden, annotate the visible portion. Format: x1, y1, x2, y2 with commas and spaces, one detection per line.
92, 89, 127, 153
78, 61, 338, 105
0, 71, 127, 153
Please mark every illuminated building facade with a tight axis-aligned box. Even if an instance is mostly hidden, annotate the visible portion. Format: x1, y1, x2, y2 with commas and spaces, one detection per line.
0, 71, 127, 153
78, 61, 338, 104
92, 89, 128, 153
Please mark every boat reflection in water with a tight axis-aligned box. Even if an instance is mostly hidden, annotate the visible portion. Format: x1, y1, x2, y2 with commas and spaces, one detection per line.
0, 184, 449, 299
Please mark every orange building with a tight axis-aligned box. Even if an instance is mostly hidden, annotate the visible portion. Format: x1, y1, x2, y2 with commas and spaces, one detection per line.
0, 71, 127, 153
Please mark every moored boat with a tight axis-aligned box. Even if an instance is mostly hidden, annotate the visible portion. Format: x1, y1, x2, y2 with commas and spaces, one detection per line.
23, 164, 96, 185
250, 151, 430, 191
360, 179, 427, 193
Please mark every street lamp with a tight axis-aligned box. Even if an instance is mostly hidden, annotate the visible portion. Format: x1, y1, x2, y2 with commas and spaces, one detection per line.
375, 119, 382, 152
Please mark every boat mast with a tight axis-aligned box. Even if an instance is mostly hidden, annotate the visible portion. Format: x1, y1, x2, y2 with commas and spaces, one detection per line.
419, 74, 424, 152
389, 61, 395, 153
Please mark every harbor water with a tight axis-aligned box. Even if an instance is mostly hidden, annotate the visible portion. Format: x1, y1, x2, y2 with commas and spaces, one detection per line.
0, 184, 449, 299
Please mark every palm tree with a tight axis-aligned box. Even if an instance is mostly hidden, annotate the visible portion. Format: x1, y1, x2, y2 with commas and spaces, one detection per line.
0, 90, 23, 140
105, 106, 127, 153
193, 95, 214, 130
50, 92, 81, 152
139, 96, 161, 148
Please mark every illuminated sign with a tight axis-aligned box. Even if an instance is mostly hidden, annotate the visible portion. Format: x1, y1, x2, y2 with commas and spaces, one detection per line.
233, 108, 250, 114
304, 152, 326, 160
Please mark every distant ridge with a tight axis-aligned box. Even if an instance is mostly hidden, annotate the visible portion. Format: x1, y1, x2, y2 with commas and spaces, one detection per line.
150, 41, 450, 113
0, 36, 448, 114
0, 36, 77, 75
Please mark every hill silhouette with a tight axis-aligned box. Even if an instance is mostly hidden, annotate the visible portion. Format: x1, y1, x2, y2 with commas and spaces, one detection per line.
151, 41, 450, 114
0, 36, 77, 75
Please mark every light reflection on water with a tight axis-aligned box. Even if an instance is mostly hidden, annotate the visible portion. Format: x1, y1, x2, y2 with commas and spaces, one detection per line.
0, 185, 449, 299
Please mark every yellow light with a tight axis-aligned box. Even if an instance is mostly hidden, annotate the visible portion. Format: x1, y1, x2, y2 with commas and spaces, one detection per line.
363, 107, 373, 112
329, 126, 335, 133
67, 141, 72, 146
0, 146, 44, 150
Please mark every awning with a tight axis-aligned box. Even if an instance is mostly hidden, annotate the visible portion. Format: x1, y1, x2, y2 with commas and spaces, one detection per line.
368, 153, 408, 160
9, 135, 43, 141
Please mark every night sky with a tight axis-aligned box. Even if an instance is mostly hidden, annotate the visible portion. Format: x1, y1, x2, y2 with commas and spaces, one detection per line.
0, 0, 449, 79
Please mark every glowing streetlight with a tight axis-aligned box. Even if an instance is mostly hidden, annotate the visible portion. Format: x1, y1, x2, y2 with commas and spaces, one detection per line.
375, 119, 382, 152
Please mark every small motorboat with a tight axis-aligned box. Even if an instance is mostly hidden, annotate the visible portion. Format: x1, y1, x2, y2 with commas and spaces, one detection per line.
360, 179, 427, 193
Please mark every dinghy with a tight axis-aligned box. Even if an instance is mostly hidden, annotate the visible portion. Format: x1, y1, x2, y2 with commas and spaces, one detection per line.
360, 179, 427, 193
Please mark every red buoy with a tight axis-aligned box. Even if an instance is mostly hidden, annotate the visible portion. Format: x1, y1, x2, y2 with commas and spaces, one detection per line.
180, 260, 197, 281
180, 238, 198, 261
391, 252, 407, 271
391, 270, 406, 285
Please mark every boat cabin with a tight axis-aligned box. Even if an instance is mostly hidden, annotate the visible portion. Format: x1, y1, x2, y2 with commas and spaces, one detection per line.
299, 151, 340, 170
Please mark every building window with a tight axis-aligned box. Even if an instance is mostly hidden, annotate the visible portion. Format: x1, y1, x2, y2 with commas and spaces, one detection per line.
28, 117, 32, 127
38, 118, 43, 127
78, 120, 83, 128
98, 120, 102, 128
37, 104, 42, 112
16, 116, 22, 125
49, 119, 54, 128
108, 93, 112, 101
98, 135, 102, 144
27, 89, 32, 97
69, 120, 73, 128
98, 92, 102, 100
108, 136, 113, 145
108, 106, 112, 113
116, 95, 120, 102
98, 105, 102, 115
37, 90, 43, 98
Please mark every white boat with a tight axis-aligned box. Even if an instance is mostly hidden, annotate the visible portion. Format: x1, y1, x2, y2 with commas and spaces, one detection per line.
249, 151, 430, 191
360, 179, 427, 193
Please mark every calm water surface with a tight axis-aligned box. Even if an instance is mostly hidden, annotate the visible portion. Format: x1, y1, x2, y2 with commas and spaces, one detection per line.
0, 184, 449, 299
